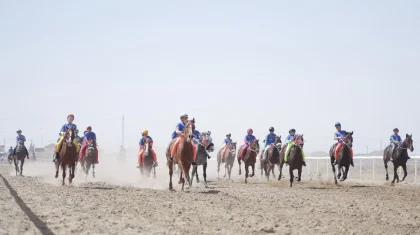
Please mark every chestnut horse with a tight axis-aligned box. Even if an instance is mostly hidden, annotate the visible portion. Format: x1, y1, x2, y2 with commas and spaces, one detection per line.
166, 119, 195, 191
80, 140, 97, 181
237, 139, 260, 183
139, 141, 156, 179
55, 129, 77, 185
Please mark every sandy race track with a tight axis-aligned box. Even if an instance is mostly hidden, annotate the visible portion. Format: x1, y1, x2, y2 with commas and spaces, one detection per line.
0, 158, 419, 235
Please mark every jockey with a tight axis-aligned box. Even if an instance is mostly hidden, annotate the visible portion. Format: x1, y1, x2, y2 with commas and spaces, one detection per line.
8, 146, 13, 157
75, 129, 82, 144
170, 113, 197, 165
389, 128, 402, 161
79, 126, 99, 164
334, 122, 354, 166
54, 114, 81, 161
137, 129, 158, 167
193, 128, 200, 144
241, 128, 256, 158
221, 133, 233, 161
13, 130, 29, 157
284, 129, 306, 166
262, 127, 277, 160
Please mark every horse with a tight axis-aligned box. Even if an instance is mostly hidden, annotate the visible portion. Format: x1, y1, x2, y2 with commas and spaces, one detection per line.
237, 139, 260, 183
329, 132, 353, 185
80, 140, 97, 181
217, 142, 237, 179
14, 141, 28, 176
383, 134, 414, 184
7, 152, 14, 165
261, 136, 282, 181
139, 141, 156, 179
191, 132, 214, 187
55, 129, 77, 185
166, 119, 195, 191
279, 134, 305, 187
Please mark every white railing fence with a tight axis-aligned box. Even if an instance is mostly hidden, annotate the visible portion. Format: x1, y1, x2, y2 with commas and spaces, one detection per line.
304, 156, 420, 184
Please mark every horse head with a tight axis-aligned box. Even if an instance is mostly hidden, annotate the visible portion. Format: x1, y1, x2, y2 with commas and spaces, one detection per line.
344, 131, 354, 148
404, 134, 414, 152
183, 118, 195, 142
65, 128, 75, 147
274, 135, 282, 148
16, 140, 24, 151
250, 139, 260, 153
294, 134, 305, 148
231, 142, 237, 151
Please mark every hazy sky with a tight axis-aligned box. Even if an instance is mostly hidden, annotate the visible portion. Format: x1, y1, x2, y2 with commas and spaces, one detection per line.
1, 0, 419, 154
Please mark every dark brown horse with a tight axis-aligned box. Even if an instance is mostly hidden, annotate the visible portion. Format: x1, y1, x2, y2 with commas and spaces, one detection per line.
329, 132, 353, 184
55, 129, 77, 185
80, 140, 97, 181
140, 141, 156, 179
166, 119, 195, 191
261, 136, 282, 181
217, 142, 237, 179
383, 134, 414, 184
14, 141, 29, 176
279, 134, 305, 187
237, 139, 260, 183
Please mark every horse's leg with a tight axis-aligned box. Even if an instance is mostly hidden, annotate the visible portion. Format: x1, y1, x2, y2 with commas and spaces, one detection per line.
251, 163, 255, 178
238, 160, 242, 175
180, 171, 185, 191
190, 166, 196, 186
337, 165, 342, 179
289, 167, 294, 187
342, 166, 349, 181
20, 158, 24, 176
297, 167, 302, 182
168, 161, 173, 190
195, 166, 200, 183
92, 163, 95, 178
228, 163, 232, 180
55, 161, 60, 178
203, 162, 208, 188
224, 162, 227, 178
245, 164, 248, 183
62, 164, 66, 186
391, 164, 398, 184
331, 158, 338, 185
402, 164, 408, 181
278, 163, 283, 181
384, 160, 389, 181
272, 164, 276, 178
14, 158, 18, 176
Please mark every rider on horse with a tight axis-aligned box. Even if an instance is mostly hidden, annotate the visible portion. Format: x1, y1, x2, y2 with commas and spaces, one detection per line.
13, 130, 29, 157
262, 127, 278, 160
388, 128, 409, 161
240, 128, 256, 158
8, 146, 13, 157
54, 114, 81, 161
79, 126, 99, 164
170, 113, 197, 165
284, 129, 306, 166
333, 122, 354, 166
137, 129, 158, 167
221, 133, 233, 161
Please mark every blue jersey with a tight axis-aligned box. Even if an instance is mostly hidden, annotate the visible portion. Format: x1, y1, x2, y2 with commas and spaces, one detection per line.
285, 134, 295, 143
16, 135, 26, 143
334, 130, 347, 143
83, 132, 96, 141
171, 122, 186, 139
224, 138, 233, 145
244, 135, 256, 143
265, 133, 277, 147
60, 123, 77, 132
139, 136, 153, 146
193, 130, 200, 139
390, 134, 402, 144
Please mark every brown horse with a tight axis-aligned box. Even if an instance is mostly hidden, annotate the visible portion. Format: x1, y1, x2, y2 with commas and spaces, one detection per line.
329, 132, 353, 184
261, 136, 282, 181
80, 140, 97, 181
139, 141, 156, 179
279, 134, 305, 187
55, 129, 77, 185
237, 139, 260, 183
217, 142, 237, 179
383, 134, 414, 184
166, 119, 195, 191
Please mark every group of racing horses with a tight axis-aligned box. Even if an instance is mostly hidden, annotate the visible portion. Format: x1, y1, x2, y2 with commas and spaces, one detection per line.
161, 119, 415, 190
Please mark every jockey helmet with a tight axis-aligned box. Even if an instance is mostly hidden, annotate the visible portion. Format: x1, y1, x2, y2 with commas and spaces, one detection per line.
141, 129, 148, 135
16, 130, 22, 133
207, 131, 211, 135
269, 127, 274, 132
247, 128, 253, 134
335, 122, 341, 127
67, 114, 74, 119
87, 126, 92, 130
226, 133, 231, 137
289, 129, 296, 135
180, 113, 188, 119
393, 128, 399, 132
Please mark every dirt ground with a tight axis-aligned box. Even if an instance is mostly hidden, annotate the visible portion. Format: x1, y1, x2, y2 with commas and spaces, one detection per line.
0, 158, 419, 235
